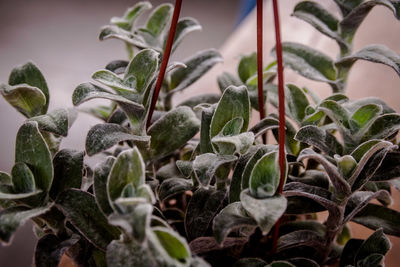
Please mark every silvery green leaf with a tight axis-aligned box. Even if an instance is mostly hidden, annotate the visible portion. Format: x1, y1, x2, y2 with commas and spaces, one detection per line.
270, 114, 300, 155
8, 62, 49, 114
0, 204, 51, 244
199, 104, 215, 154
295, 125, 343, 156
336, 45, 400, 78
72, 83, 145, 133
249, 151, 285, 198
99, 25, 148, 48
110, 1, 152, 30
92, 69, 133, 95
108, 202, 152, 242
355, 229, 391, 263
361, 113, 400, 142
94, 157, 115, 216
271, 42, 339, 90
210, 85, 250, 139
148, 227, 191, 266
15, 121, 53, 193
145, 3, 172, 37
85, 123, 150, 156
335, 154, 357, 179
344, 190, 392, 224
298, 148, 351, 196
340, 1, 400, 41
106, 239, 156, 267
185, 188, 226, 240
277, 230, 324, 253
171, 17, 202, 52
211, 132, 255, 155
240, 189, 287, 234
193, 153, 237, 186
124, 49, 159, 94
176, 160, 193, 178
249, 117, 279, 138
352, 203, 400, 236
212, 202, 256, 244
156, 162, 184, 181
105, 60, 129, 75
233, 258, 266, 267
350, 139, 389, 162
344, 97, 395, 114
318, 100, 350, 131
11, 162, 35, 194
107, 147, 145, 210
285, 84, 310, 123
333, 0, 363, 17
0, 84, 46, 118
217, 72, 243, 92
56, 189, 120, 250
238, 52, 257, 83
49, 149, 83, 200
148, 106, 200, 159
245, 69, 276, 89
158, 178, 193, 202
293, 1, 348, 49
177, 94, 220, 109
34, 234, 80, 267
169, 49, 223, 95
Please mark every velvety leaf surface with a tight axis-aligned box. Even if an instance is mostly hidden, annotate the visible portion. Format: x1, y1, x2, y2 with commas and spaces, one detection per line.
0, 84, 46, 118
49, 149, 83, 200
217, 72, 243, 92
28, 108, 69, 137
105, 60, 129, 74
34, 234, 80, 267
85, 123, 150, 156
107, 147, 145, 208
185, 188, 226, 240
8, 61, 49, 114
0, 204, 51, 244
361, 113, 400, 142
148, 106, 200, 159
277, 230, 324, 252
285, 84, 310, 123
355, 229, 391, 263
249, 117, 279, 137
92, 69, 133, 94
55, 189, 120, 250
238, 53, 257, 83
213, 202, 256, 244
145, 3, 172, 37
169, 49, 223, 94
193, 153, 237, 186
240, 189, 287, 234
199, 104, 215, 154
158, 178, 193, 202
15, 121, 53, 193
94, 157, 115, 216
212, 132, 254, 155
110, 1, 152, 30
99, 25, 148, 49
106, 239, 156, 267
11, 162, 36, 194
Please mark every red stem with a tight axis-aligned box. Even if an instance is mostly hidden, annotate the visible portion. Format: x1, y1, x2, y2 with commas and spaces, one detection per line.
257, 0, 266, 144
146, 0, 183, 129
272, 0, 285, 252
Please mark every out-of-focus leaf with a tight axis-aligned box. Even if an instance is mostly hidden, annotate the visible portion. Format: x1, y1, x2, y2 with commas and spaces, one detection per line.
217, 72, 243, 92
233, 258, 266, 267
92, 69, 133, 96
213, 202, 256, 244
361, 113, 400, 142
350, 104, 382, 132
238, 53, 257, 83
148, 106, 200, 159
185, 188, 226, 240
145, 3, 172, 37
56, 189, 120, 250
177, 94, 220, 109
285, 84, 310, 123
11, 162, 35, 194
158, 178, 193, 202
198, 104, 215, 154
85, 123, 150, 156
8, 62, 49, 114
277, 230, 324, 252
211, 132, 255, 155
99, 25, 148, 48
266, 261, 295, 267
169, 49, 223, 94
171, 17, 202, 52
110, 1, 152, 30
355, 229, 391, 263
94, 157, 115, 216
106, 239, 156, 267
28, 109, 69, 137
372, 151, 400, 181
0, 204, 51, 244
15, 121, 53, 193
340, 238, 364, 267
105, 60, 129, 74
49, 149, 83, 200
0, 84, 46, 118
249, 117, 279, 138
240, 189, 287, 234
193, 153, 237, 186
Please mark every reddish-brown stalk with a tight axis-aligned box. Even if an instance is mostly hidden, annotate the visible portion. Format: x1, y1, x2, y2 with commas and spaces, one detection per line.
257, 0, 266, 144
146, 0, 183, 129
271, 0, 286, 252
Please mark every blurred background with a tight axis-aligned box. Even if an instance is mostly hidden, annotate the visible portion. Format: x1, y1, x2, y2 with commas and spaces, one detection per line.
0, 0, 399, 266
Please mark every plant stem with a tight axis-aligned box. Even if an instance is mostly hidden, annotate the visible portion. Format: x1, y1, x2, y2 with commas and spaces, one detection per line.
271, 0, 286, 252
257, 0, 266, 144
146, 0, 182, 130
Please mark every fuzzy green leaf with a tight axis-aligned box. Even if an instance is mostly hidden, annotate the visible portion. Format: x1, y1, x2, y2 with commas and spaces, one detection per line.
210, 85, 250, 139
361, 113, 400, 142
249, 117, 279, 138
99, 25, 148, 48
94, 157, 115, 216
106, 239, 156, 267
8, 62, 49, 114
56, 189, 120, 250
177, 94, 220, 109
336, 45, 400, 77
240, 189, 287, 234
158, 178, 193, 202
272, 42, 338, 89
15, 121, 53, 193
29, 108, 69, 137
198, 105, 215, 154
0, 84, 47, 118
355, 229, 391, 263
148, 106, 200, 159
238, 53, 257, 83
11, 162, 36, 194
49, 149, 83, 200
107, 147, 145, 209
285, 84, 310, 123
110, 1, 152, 30
249, 151, 285, 198
92, 69, 133, 94
213, 202, 256, 244
217, 72, 243, 92
85, 123, 150, 156
212, 132, 255, 155
0, 204, 51, 244
233, 258, 266, 267
145, 3, 172, 37
193, 153, 237, 186
124, 49, 159, 94
350, 104, 382, 132
169, 49, 223, 94
172, 17, 202, 52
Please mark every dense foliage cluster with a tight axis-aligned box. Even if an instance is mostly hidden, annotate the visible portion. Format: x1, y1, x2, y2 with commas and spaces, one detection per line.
1, 1, 400, 266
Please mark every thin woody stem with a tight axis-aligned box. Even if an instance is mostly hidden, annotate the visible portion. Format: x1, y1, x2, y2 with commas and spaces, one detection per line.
146, 0, 183, 130
257, 0, 266, 144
